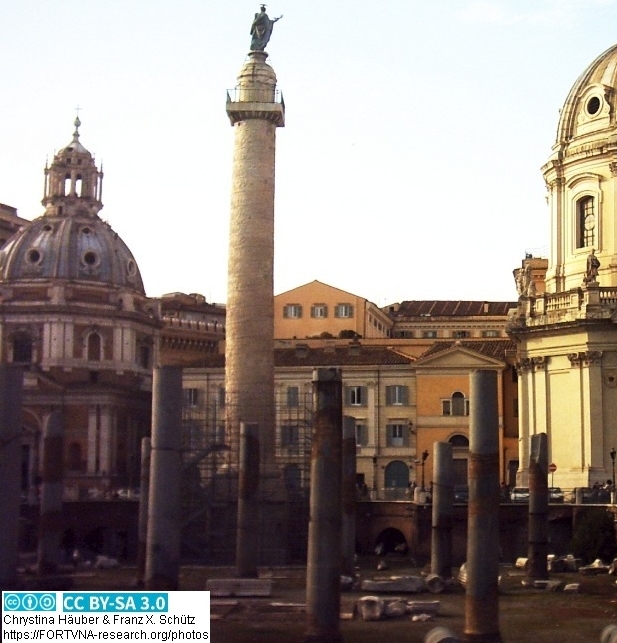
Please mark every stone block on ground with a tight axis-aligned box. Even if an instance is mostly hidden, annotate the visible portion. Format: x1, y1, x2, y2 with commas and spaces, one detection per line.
357, 596, 385, 621
579, 563, 609, 575
384, 599, 407, 618
407, 600, 440, 615
425, 574, 445, 594
360, 575, 426, 593
424, 626, 463, 643
206, 578, 273, 597
601, 623, 617, 643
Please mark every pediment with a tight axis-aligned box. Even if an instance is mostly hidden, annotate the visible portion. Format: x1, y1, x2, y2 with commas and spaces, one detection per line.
413, 345, 504, 370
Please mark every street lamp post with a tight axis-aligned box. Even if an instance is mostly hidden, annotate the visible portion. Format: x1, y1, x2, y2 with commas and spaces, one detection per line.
610, 448, 616, 494
421, 449, 429, 491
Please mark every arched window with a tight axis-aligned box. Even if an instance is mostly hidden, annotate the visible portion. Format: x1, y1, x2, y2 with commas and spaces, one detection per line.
577, 196, 596, 249
452, 391, 466, 416
384, 460, 410, 488
449, 434, 470, 447
12, 333, 32, 363
442, 392, 469, 416
87, 333, 102, 361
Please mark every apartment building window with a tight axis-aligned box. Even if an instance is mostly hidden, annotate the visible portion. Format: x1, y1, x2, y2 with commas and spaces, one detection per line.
281, 425, 300, 452
385, 385, 409, 406
482, 330, 500, 338
577, 196, 596, 248
184, 388, 199, 407
311, 304, 328, 318
12, 333, 33, 363
386, 424, 408, 447
286, 386, 300, 407
355, 423, 368, 447
335, 303, 354, 318
422, 330, 437, 339
453, 330, 469, 339
442, 391, 469, 416
346, 385, 367, 407
217, 387, 226, 408
87, 332, 102, 361
283, 304, 303, 318
393, 331, 413, 338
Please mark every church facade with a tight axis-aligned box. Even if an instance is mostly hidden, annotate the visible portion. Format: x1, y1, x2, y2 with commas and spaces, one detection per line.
508, 43, 617, 489
0, 120, 161, 501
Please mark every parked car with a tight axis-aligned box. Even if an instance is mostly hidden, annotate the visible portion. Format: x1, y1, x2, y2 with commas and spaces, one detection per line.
510, 487, 530, 502
548, 487, 564, 503
453, 485, 469, 503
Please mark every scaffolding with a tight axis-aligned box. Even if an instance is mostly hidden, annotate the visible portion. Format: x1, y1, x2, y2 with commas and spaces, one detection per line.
180, 393, 314, 563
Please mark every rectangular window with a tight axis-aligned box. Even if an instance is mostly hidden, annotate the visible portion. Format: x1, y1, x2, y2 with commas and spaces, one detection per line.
577, 196, 595, 249
346, 385, 367, 407
482, 330, 500, 338
283, 304, 303, 318
442, 400, 451, 416
453, 330, 469, 338
281, 425, 299, 452
183, 388, 199, 407
355, 423, 368, 447
386, 424, 407, 447
217, 387, 226, 408
335, 303, 354, 318
422, 330, 438, 339
286, 386, 299, 407
310, 304, 328, 318
385, 385, 409, 406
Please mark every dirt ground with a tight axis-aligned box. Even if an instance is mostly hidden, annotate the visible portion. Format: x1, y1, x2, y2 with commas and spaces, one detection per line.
16, 556, 617, 643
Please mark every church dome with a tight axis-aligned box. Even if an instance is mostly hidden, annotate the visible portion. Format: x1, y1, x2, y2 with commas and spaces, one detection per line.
0, 214, 144, 292
554, 43, 617, 149
0, 119, 145, 294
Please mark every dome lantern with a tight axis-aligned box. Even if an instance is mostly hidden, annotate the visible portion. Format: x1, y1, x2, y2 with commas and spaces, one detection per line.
42, 118, 103, 219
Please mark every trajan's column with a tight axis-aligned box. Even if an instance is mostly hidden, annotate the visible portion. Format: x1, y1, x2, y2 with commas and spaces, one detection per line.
225, 7, 285, 566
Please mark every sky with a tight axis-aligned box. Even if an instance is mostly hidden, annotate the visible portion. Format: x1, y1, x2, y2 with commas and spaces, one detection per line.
1, 1, 617, 307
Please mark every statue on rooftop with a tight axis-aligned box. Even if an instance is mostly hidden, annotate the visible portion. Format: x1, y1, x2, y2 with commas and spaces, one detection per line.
584, 248, 601, 285
250, 5, 283, 51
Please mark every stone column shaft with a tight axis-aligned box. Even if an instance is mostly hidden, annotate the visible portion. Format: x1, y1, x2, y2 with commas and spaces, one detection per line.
431, 441, 453, 580
236, 422, 260, 577
136, 437, 151, 587
305, 369, 343, 643
225, 50, 284, 474
37, 411, 64, 574
527, 432, 549, 581
0, 365, 23, 587
145, 366, 183, 590
341, 415, 357, 578
465, 370, 502, 643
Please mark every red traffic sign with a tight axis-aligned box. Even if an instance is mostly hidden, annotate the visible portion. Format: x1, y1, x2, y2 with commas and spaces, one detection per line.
548, 463, 557, 473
